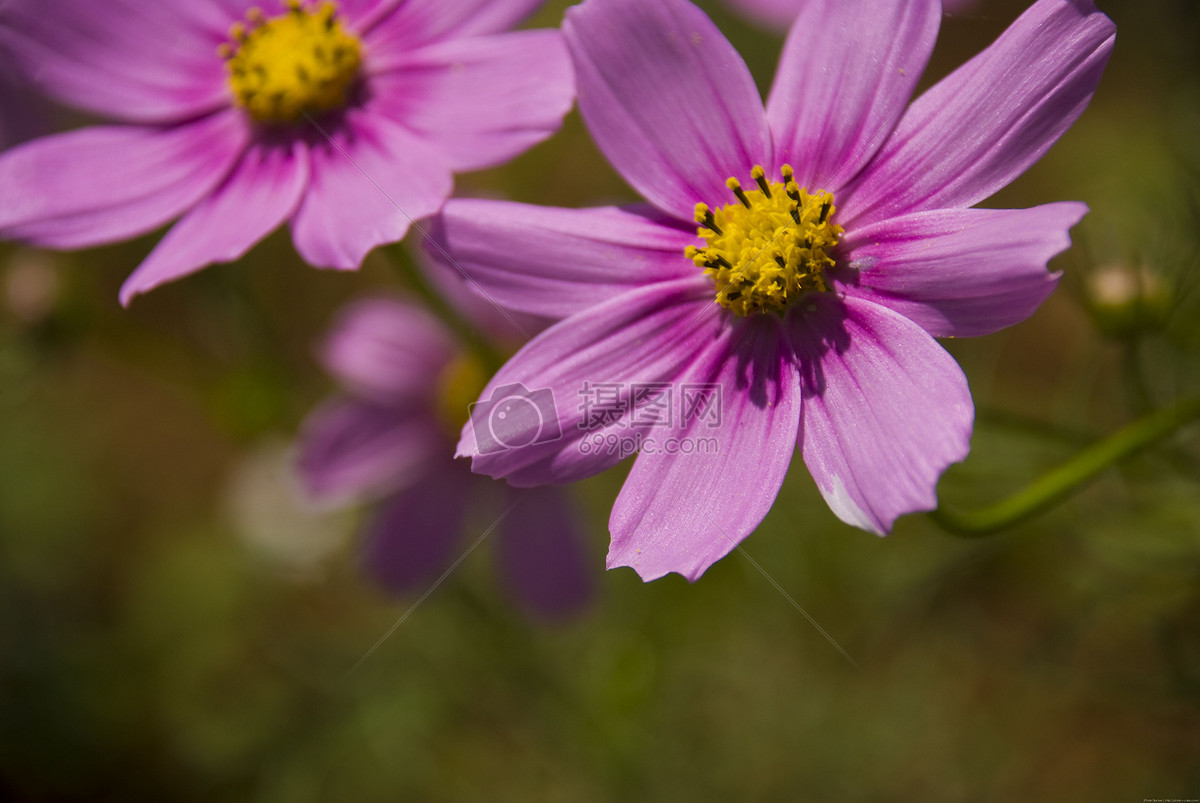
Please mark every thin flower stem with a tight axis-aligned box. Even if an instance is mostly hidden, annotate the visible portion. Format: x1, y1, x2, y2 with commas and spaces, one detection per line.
1121, 336, 1153, 416
932, 395, 1200, 537
389, 248, 507, 375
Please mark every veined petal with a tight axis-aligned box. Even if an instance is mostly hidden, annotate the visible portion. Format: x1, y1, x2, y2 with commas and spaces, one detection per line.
457, 278, 722, 486
840, 0, 1116, 226
0, 111, 249, 250
361, 458, 475, 593
0, 0, 232, 123
563, 0, 771, 221
290, 109, 453, 269
296, 399, 445, 503
367, 30, 573, 172
119, 138, 309, 305
837, 202, 1087, 338
331, 0, 400, 32
497, 485, 594, 619
608, 315, 800, 582
319, 297, 458, 406
789, 295, 973, 534
359, 0, 544, 50
428, 200, 698, 320
766, 0, 940, 192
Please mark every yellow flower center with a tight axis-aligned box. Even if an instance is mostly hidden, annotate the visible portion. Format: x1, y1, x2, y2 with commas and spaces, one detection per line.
435, 352, 488, 439
687, 165, 843, 317
220, 0, 362, 124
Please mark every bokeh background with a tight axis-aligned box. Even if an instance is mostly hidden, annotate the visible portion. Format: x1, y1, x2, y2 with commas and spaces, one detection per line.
2, 0, 1199, 799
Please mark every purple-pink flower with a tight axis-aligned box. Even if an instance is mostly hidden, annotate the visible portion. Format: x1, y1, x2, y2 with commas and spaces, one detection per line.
297, 294, 593, 619
435, 0, 1115, 581
0, 0, 573, 304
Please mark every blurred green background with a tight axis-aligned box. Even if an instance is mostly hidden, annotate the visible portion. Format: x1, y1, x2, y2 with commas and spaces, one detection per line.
1, 0, 1199, 799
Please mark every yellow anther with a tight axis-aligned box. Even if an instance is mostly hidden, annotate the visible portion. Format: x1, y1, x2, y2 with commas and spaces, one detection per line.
726, 176, 751, 208
687, 165, 843, 317
693, 203, 721, 235
751, 165, 771, 196
224, 0, 362, 124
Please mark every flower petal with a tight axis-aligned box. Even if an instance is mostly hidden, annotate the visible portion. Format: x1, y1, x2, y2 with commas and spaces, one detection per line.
428, 200, 698, 320
0, 0, 231, 122
361, 458, 475, 593
563, 0, 771, 221
334, 0, 400, 31
359, 0, 544, 49
368, 30, 573, 172
416, 245, 553, 343
766, 0, 940, 192
296, 399, 445, 503
608, 315, 800, 582
119, 138, 309, 305
457, 278, 721, 486
789, 295, 973, 534
840, 0, 1116, 225
837, 202, 1086, 338
497, 485, 594, 619
290, 110, 453, 269
0, 111, 248, 250
319, 297, 458, 406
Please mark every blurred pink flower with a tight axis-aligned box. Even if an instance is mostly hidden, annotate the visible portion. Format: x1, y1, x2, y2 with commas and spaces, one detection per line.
436, 0, 1114, 581
0, 0, 573, 304
297, 295, 594, 620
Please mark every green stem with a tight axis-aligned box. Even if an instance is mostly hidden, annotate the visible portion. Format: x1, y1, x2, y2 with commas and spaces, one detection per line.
932, 395, 1200, 537
1122, 336, 1153, 416
390, 247, 508, 375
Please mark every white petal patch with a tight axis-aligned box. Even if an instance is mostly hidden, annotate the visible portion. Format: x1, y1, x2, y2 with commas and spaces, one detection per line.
822, 475, 881, 535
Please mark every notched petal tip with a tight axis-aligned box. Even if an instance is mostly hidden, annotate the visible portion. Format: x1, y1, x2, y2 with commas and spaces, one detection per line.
604, 552, 706, 584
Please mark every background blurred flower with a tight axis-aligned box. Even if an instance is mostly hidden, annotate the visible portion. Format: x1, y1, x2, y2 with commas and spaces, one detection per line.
1085, 261, 1172, 338
223, 438, 354, 579
439, 0, 1114, 581
0, 0, 574, 304
296, 293, 594, 620
3, 248, 60, 327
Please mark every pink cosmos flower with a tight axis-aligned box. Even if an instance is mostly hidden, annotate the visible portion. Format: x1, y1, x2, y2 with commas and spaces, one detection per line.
0, 0, 573, 305
435, 0, 1115, 581
297, 294, 593, 619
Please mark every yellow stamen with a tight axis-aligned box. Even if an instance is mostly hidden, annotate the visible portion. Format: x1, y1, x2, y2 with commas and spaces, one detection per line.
689, 165, 844, 317
223, 0, 362, 125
